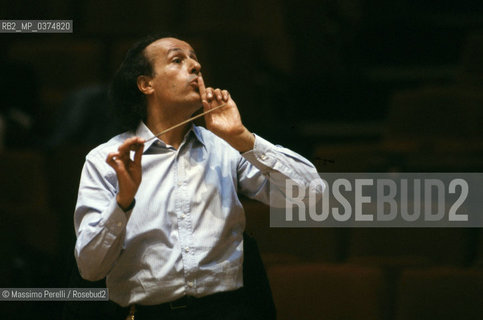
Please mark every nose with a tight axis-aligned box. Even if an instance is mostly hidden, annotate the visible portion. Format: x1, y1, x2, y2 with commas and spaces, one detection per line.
190, 59, 201, 75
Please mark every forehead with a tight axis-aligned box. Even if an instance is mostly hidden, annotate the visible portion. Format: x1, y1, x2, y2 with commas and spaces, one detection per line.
144, 37, 195, 61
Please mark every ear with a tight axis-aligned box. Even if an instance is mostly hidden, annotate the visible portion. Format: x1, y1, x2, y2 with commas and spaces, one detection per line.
137, 75, 154, 95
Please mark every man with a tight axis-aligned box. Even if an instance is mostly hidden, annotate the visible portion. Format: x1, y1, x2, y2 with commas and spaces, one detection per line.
74, 34, 323, 319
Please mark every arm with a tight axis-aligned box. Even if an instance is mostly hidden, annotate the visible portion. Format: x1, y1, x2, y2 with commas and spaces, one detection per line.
197, 74, 324, 204
238, 134, 324, 206
74, 137, 144, 281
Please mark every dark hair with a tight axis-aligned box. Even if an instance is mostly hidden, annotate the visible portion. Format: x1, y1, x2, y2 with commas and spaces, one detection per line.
109, 33, 176, 131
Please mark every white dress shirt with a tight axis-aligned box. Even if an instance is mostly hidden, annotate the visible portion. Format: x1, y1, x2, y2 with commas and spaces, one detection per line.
74, 122, 322, 307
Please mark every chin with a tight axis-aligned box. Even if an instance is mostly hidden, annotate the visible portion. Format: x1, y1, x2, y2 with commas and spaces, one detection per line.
182, 99, 202, 113
187, 94, 202, 105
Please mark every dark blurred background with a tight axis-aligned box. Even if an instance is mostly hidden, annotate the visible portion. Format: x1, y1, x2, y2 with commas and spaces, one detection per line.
1, 1, 482, 319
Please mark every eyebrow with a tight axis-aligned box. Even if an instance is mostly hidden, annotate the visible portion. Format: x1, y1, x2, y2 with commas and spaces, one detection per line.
167, 47, 197, 58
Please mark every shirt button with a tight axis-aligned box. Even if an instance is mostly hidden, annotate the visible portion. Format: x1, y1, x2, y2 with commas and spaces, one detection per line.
184, 247, 190, 253
260, 154, 267, 161
117, 222, 122, 227
177, 180, 183, 186
187, 281, 194, 287
181, 214, 186, 219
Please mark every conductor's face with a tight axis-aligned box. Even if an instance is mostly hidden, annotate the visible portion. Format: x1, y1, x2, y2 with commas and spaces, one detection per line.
143, 37, 202, 108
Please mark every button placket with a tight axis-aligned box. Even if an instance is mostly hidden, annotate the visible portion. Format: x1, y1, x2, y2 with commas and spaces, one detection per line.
175, 154, 197, 293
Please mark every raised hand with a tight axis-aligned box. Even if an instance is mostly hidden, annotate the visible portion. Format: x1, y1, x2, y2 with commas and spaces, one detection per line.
198, 73, 255, 152
106, 137, 145, 211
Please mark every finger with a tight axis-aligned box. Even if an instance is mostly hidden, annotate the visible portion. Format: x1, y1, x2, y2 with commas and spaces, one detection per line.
222, 90, 229, 101
133, 141, 144, 166
106, 152, 122, 170
214, 89, 223, 102
198, 73, 208, 104
118, 138, 133, 156
129, 137, 146, 151
119, 137, 143, 156
106, 152, 119, 164
206, 87, 214, 101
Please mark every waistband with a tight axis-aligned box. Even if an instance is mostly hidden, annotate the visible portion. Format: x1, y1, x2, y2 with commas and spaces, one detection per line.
127, 288, 245, 317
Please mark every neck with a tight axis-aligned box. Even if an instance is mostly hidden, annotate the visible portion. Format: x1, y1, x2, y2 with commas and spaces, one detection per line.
146, 101, 200, 149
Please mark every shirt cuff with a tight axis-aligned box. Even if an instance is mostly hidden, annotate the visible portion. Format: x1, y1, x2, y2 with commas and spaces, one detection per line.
241, 134, 276, 171
99, 198, 129, 235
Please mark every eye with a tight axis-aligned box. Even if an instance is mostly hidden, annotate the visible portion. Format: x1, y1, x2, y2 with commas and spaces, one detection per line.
172, 57, 182, 63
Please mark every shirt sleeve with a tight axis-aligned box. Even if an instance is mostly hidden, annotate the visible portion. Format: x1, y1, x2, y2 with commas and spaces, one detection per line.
74, 153, 132, 281
237, 134, 325, 206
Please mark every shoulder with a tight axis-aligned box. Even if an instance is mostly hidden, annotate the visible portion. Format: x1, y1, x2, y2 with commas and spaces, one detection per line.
85, 130, 134, 163
79, 131, 134, 184
194, 125, 240, 156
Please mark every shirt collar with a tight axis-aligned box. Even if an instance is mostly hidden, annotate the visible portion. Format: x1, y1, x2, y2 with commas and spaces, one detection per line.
135, 121, 206, 153
191, 124, 206, 148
